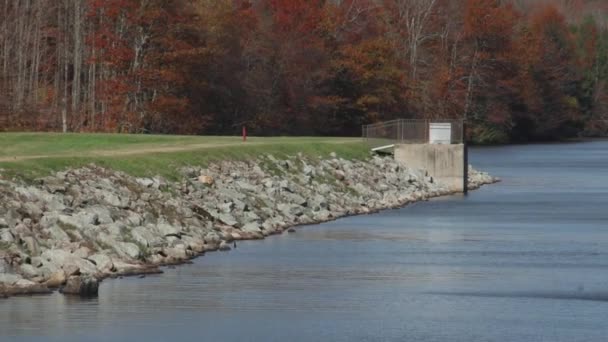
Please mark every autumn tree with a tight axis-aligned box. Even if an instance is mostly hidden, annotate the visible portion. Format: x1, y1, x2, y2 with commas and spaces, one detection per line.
513, 4, 583, 141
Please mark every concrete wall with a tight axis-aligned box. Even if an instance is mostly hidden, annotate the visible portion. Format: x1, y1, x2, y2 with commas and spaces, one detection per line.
394, 144, 467, 192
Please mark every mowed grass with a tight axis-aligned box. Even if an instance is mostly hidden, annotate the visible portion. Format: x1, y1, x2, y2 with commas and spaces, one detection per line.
0, 133, 368, 180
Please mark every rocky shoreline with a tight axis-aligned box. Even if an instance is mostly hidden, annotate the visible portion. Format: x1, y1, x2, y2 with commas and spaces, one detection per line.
0, 153, 498, 298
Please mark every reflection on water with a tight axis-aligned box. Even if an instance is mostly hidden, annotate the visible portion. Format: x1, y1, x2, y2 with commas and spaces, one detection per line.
2, 141, 608, 342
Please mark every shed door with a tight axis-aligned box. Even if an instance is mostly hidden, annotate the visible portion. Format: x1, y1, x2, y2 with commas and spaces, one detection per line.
429, 123, 452, 144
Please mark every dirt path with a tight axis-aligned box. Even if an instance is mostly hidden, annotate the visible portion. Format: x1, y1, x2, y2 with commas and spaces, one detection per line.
0, 139, 357, 162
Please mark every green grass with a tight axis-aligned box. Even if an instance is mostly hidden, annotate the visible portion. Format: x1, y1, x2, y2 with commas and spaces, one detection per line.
0, 133, 369, 180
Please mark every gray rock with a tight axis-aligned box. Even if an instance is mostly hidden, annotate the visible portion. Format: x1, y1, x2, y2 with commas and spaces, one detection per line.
30, 257, 44, 268
19, 264, 40, 279
125, 211, 143, 226
114, 242, 141, 260
22, 236, 40, 256
309, 194, 328, 211
136, 178, 155, 188
88, 254, 114, 273
277, 203, 304, 217
73, 247, 92, 259
204, 231, 221, 244
157, 223, 180, 237
88, 206, 113, 225
22, 202, 43, 219
218, 202, 234, 213
313, 209, 332, 222
236, 181, 258, 192
61, 276, 99, 297
0, 229, 14, 243
164, 245, 188, 260
302, 164, 314, 176
241, 211, 261, 224
285, 193, 307, 206
241, 222, 262, 234
41, 249, 71, 265
131, 226, 157, 247
42, 178, 67, 193
99, 191, 123, 208
278, 180, 291, 192
15, 279, 38, 287
0, 273, 23, 285
218, 213, 238, 227
48, 225, 71, 243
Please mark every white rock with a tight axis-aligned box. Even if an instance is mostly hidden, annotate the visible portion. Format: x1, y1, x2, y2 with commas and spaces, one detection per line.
136, 178, 155, 188
241, 222, 262, 234
115, 242, 141, 260
88, 254, 114, 273
156, 223, 180, 236
218, 213, 238, 227
19, 264, 40, 278
15, 279, 37, 287
0, 273, 23, 285
0, 228, 14, 243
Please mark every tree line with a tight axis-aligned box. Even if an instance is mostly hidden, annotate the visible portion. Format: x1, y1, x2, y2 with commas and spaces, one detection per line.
1, 0, 607, 143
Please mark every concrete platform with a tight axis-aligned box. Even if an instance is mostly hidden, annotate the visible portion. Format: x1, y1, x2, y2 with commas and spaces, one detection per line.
394, 143, 467, 192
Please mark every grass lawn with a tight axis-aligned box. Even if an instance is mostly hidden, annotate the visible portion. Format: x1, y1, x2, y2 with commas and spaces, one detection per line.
0, 133, 368, 180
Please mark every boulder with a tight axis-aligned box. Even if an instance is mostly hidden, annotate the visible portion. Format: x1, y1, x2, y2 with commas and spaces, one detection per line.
285, 193, 307, 206
0, 273, 23, 285
41, 249, 71, 265
45, 270, 67, 288
15, 279, 38, 287
204, 231, 221, 244
88, 254, 114, 273
19, 264, 40, 279
125, 211, 143, 226
302, 164, 314, 176
21, 202, 43, 220
48, 225, 71, 243
22, 236, 40, 256
136, 178, 155, 188
241, 222, 262, 234
218, 213, 238, 227
88, 206, 114, 225
72, 247, 92, 259
61, 276, 99, 297
0, 229, 14, 243
198, 175, 214, 185
114, 242, 141, 260
277, 203, 304, 217
40, 249, 97, 276
164, 245, 188, 260
313, 209, 332, 222
309, 194, 328, 212
156, 223, 180, 237
218, 202, 234, 213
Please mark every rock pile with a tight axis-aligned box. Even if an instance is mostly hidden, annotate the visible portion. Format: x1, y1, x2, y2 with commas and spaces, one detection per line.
0, 153, 498, 297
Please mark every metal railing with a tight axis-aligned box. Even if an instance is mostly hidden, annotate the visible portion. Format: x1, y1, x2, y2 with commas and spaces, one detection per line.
362, 118, 464, 149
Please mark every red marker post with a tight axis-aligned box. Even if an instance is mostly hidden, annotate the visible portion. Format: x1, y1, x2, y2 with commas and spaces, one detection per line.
242, 125, 247, 142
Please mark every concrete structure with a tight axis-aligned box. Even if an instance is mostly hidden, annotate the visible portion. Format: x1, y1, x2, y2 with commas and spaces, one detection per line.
394, 143, 468, 192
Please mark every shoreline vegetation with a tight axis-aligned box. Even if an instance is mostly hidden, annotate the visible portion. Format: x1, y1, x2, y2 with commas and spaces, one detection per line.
0, 142, 498, 298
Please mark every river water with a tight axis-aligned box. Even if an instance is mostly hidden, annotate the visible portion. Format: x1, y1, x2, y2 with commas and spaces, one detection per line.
2, 141, 608, 342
